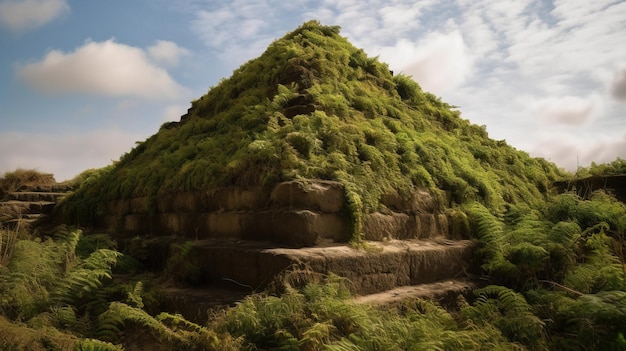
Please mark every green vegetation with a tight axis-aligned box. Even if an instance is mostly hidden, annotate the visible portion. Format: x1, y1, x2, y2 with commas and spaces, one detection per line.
575, 157, 626, 178
0, 226, 124, 350
465, 190, 626, 350
3, 195, 626, 350
60, 21, 562, 240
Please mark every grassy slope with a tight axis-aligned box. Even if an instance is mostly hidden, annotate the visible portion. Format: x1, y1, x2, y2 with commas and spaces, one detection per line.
60, 21, 562, 227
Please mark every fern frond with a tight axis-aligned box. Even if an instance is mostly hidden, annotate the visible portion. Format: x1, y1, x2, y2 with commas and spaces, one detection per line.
99, 302, 188, 346
0, 315, 77, 351
475, 285, 533, 314
75, 338, 124, 351
465, 202, 504, 249
299, 320, 336, 349
50, 249, 119, 306
465, 285, 546, 347
579, 290, 626, 322
82, 249, 121, 270
96, 305, 125, 342
54, 229, 82, 270
125, 281, 144, 309
51, 268, 111, 306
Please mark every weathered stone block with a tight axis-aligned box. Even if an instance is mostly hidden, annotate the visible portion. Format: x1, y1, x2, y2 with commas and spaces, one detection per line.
408, 243, 472, 285
363, 212, 416, 240
238, 210, 349, 247
204, 187, 270, 211
205, 212, 243, 238
270, 180, 344, 213
129, 197, 149, 214
156, 191, 203, 213
106, 199, 130, 215
380, 187, 436, 213
159, 213, 201, 235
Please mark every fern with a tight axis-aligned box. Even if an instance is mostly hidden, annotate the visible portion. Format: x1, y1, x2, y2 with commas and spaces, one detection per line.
0, 315, 78, 351
463, 285, 545, 349
464, 202, 523, 284
125, 281, 144, 309
529, 289, 626, 350
98, 300, 240, 351
579, 290, 626, 322
299, 321, 336, 350
75, 338, 123, 351
51, 249, 120, 307
465, 202, 504, 252
99, 301, 186, 344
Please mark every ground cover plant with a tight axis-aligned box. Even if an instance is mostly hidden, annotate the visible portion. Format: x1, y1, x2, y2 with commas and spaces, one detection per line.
3, 191, 626, 350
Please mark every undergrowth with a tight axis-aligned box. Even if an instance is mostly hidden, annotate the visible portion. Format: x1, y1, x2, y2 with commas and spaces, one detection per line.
4, 188, 626, 350
466, 189, 626, 350
0, 226, 143, 350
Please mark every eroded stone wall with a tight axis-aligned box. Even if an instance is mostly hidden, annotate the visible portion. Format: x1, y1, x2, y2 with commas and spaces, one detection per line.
98, 180, 451, 247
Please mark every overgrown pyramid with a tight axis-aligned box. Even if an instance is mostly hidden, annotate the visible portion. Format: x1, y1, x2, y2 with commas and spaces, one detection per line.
59, 21, 562, 246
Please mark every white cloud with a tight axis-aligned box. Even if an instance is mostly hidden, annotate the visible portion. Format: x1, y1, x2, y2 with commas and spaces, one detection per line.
0, 0, 69, 32
160, 104, 189, 123
0, 129, 142, 181
533, 95, 601, 126
189, 0, 438, 63
531, 131, 626, 171
147, 40, 190, 67
378, 31, 473, 94
610, 64, 626, 102
17, 39, 186, 99
190, 2, 278, 61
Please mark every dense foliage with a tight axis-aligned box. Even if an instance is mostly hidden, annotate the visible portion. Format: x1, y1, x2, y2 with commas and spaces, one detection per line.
3, 194, 626, 351
60, 21, 562, 236
466, 190, 626, 350
575, 157, 626, 177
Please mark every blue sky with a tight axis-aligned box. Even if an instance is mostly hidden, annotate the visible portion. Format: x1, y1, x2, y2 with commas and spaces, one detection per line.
1, 0, 625, 181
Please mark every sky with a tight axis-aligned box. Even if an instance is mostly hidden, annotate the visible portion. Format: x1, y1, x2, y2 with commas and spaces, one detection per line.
1, 0, 625, 181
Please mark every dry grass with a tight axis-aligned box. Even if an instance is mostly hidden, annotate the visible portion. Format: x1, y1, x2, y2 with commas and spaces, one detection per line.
0, 223, 18, 266
0, 168, 56, 197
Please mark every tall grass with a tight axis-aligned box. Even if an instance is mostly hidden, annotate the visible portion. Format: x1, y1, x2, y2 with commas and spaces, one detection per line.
0, 224, 18, 266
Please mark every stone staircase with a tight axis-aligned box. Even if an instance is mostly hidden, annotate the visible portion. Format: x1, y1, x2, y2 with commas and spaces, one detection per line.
0, 184, 74, 230
122, 180, 481, 322
156, 237, 478, 323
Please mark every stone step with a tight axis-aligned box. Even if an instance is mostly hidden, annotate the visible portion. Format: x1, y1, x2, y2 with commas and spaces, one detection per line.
0, 200, 56, 214
182, 238, 477, 296
100, 210, 451, 248
158, 286, 251, 324
98, 181, 453, 247
21, 184, 75, 193
157, 278, 479, 324
352, 278, 478, 308
6, 192, 67, 202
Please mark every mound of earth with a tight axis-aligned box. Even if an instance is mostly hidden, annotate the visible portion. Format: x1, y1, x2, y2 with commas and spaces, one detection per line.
58, 21, 561, 243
